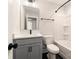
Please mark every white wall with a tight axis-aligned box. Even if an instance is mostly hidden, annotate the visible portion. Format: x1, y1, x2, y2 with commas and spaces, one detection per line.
8, 0, 20, 59
54, 2, 71, 40
63, 2, 71, 40
35, 0, 71, 41
8, 0, 14, 43
8, 0, 20, 35
35, 0, 56, 35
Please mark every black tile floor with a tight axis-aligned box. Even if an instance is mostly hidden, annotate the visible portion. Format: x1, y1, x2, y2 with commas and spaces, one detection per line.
42, 53, 48, 59
56, 54, 63, 59
42, 53, 63, 59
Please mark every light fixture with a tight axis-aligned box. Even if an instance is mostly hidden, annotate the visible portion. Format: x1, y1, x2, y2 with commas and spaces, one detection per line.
23, 0, 36, 7
28, 0, 35, 3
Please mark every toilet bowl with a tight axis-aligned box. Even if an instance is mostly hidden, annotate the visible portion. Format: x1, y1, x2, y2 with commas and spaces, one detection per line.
47, 44, 59, 59
47, 44, 59, 54
43, 35, 59, 59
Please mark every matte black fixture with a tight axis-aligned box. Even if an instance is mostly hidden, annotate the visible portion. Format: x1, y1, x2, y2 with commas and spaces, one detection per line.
24, 16, 27, 30
55, 0, 71, 13
41, 18, 54, 21
30, 29, 32, 35
28, 0, 35, 3
8, 43, 18, 50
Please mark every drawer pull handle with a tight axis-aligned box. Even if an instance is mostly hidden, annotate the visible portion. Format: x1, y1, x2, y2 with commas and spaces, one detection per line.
28, 46, 32, 52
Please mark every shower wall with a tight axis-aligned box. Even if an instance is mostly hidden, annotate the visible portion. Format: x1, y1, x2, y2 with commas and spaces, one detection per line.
36, 0, 71, 41
54, 2, 71, 40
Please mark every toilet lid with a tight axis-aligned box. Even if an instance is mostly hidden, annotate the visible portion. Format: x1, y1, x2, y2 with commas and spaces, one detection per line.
47, 44, 59, 54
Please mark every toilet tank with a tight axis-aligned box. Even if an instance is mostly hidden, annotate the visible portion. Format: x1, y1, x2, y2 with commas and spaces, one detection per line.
43, 35, 54, 45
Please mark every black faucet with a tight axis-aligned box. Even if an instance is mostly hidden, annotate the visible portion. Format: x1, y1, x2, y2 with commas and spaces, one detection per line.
30, 29, 32, 35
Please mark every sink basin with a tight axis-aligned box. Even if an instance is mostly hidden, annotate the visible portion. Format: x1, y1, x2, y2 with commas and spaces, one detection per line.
14, 33, 43, 39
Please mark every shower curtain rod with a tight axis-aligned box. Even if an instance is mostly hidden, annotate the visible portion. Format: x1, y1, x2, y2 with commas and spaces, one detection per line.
55, 0, 71, 13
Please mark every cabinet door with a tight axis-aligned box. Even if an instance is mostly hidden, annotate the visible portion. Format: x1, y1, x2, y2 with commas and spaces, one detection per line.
13, 45, 29, 59
30, 44, 42, 59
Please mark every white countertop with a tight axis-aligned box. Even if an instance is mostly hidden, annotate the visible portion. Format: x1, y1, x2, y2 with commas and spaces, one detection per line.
13, 33, 43, 39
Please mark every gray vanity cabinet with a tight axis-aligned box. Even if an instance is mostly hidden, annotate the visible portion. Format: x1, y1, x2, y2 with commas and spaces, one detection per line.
13, 45, 28, 59
13, 38, 42, 59
30, 44, 41, 59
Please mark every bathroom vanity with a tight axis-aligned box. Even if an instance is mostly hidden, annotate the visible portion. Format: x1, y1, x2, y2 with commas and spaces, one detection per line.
13, 35, 43, 59
12, 4, 43, 59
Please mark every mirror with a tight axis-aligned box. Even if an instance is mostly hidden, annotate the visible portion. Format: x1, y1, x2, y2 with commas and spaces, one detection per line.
24, 16, 38, 30
20, 5, 40, 31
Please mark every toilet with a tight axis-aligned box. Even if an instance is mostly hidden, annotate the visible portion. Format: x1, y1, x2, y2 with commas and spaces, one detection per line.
43, 35, 59, 59
47, 44, 59, 59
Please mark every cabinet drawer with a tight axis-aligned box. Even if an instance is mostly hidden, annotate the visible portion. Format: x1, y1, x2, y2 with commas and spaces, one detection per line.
13, 38, 42, 45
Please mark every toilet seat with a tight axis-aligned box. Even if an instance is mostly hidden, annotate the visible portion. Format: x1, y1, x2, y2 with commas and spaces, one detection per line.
47, 44, 59, 54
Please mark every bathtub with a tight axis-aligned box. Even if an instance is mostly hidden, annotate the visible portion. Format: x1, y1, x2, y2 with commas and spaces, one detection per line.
54, 40, 71, 59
